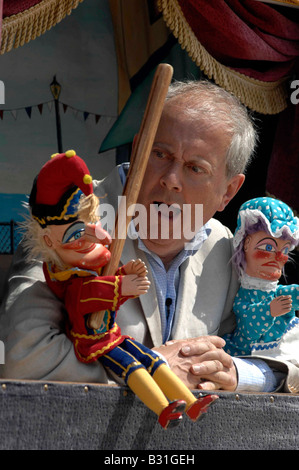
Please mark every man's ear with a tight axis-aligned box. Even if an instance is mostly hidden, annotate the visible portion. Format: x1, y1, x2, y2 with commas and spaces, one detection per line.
218, 174, 245, 212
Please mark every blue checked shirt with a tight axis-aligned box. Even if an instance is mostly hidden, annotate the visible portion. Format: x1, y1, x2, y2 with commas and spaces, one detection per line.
136, 225, 211, 344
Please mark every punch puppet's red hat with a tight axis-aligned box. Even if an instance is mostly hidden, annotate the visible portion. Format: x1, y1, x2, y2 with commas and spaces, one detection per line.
29, 150, 93, 227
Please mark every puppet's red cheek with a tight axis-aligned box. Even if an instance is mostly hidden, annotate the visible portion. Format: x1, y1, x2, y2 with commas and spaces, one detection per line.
61, 239, 84, 251
253, 251, 271, 260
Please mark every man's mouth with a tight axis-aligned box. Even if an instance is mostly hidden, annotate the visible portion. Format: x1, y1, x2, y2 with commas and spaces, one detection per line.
153, 201, 181, 217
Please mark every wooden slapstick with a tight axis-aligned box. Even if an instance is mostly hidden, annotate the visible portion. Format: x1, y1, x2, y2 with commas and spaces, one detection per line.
88, 63, 173, 329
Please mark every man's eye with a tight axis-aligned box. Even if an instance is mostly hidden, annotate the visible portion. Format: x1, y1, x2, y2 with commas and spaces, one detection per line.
187, 163, 205, 174
190, 165, 203, 174
153, 150, 166, 159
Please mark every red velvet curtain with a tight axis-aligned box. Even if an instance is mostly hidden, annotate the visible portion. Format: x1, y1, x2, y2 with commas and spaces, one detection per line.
3, 1, 42, 17
178, 0, 299, 81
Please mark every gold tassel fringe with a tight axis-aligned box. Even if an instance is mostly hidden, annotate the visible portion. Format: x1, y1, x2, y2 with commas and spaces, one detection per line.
157, 0, 289, 114
1, 0, 84, 55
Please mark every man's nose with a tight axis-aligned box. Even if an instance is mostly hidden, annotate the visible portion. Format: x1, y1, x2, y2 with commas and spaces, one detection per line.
160, 162, 182, 192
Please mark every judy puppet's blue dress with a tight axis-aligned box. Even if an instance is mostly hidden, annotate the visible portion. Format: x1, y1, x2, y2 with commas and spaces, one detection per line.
224, 274, 299, 356
223, 197, 299, 359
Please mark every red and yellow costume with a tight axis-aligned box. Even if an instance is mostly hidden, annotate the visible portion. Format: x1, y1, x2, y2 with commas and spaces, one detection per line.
43, 262, 166, 386
43, 263, 132, 363
29, 150, 218, 429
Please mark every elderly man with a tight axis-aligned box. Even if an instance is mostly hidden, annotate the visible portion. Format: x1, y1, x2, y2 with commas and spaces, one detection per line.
0, 80, 297, 392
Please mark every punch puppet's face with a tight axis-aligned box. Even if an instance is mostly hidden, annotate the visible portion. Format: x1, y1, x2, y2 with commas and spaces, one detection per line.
244, 230, 291, 281
43, 221, 111, 270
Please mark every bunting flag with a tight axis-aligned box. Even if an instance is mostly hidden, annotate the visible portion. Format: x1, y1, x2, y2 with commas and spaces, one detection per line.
0, 99, 110, 123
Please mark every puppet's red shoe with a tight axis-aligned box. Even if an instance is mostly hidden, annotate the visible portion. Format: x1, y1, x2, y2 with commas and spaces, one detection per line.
186, 394, 219, 421
158, 400, 186, 429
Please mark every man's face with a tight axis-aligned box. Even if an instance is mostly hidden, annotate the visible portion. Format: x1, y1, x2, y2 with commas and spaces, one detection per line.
136, 102, 244, 260
44, 221, 111, 270
244, 230, 291, 281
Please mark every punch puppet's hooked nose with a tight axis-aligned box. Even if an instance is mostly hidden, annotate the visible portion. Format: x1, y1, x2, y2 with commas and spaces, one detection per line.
84, 222, 112, 246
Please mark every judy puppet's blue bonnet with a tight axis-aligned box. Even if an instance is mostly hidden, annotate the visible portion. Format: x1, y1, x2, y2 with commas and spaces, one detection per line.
232, 197, 299, 278
223, 196, 299, 359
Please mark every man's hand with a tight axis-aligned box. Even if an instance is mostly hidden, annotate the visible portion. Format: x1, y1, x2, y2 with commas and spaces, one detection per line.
153, 336, 237, 391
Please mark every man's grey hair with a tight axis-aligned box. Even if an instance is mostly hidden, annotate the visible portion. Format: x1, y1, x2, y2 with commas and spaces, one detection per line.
165, 80, 257, 178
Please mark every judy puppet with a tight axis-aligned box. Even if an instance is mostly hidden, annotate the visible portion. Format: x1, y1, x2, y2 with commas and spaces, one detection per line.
224, 197, 299, 361
23, 150, 218, 429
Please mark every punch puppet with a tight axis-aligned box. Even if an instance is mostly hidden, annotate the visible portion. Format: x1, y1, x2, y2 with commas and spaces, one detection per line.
24, 150, 218, 429
224, 197, 299, 362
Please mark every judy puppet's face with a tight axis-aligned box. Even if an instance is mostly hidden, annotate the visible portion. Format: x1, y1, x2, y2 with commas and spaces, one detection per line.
244, 230, 291, 281
43, 220, 111, 270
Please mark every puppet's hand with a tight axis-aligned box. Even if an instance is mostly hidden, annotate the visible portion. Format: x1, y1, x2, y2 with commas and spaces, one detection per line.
122, 259, 148, 277
270, 295, 292, 317
121, 274, 150, 296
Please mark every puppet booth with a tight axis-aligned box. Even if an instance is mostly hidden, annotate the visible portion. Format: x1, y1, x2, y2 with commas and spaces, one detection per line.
0, 0, 299, 451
